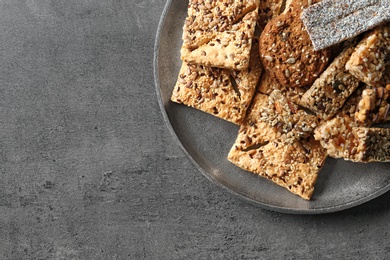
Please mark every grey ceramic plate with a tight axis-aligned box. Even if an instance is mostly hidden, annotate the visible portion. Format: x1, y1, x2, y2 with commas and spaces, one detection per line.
154, 0, 390, 214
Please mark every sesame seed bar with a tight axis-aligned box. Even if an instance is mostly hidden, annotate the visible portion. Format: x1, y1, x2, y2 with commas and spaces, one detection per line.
181, 0, 260, 70
171, 39, 263, 125
346, 24, 390, 87
301, 0, 390, 50
300, 41, 360, 120
314, 116, 390, 162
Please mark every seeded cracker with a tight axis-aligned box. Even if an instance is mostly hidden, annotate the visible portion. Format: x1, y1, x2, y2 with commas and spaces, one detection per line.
301, 0, 390, 51
300, 40, 360, 120
346, 24, 390, 87
171, 39, 263, 125
181, 0, 260, 70
314, 116, 390, 162
228, 92, 326, 200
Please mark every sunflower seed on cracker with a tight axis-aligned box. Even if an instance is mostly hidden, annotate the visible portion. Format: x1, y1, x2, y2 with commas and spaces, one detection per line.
171, 39, 262, 125
301, 0, 390, 50
181, 0, 260, 70
228, 92, 326, 200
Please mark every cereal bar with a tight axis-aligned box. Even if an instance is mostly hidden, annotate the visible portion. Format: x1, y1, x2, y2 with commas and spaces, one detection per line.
314, 116, 390, 162
300, 41, 360, 120
355, 85, 390, 125
346, 24, 390, 87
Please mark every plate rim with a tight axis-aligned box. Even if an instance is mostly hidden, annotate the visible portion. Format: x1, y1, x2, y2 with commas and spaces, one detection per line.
153, 0, 390, 215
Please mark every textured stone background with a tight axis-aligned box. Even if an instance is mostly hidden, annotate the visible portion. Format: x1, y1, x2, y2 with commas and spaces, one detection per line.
1, 0, 390, 259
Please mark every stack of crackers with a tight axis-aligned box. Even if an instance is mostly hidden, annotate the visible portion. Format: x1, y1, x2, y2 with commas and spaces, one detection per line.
171, 0, 390, 200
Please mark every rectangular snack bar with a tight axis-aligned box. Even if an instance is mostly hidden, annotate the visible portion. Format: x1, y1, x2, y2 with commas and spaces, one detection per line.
181, 0, 260, 70
314, 116, 390, 162
346, 24, 390, 87
171, 39, 263, 124
300, 41, 360, 120
301, 0, 390, 50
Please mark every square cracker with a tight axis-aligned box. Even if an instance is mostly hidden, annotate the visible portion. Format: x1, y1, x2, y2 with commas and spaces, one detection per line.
171, 39, 263, 125
181, 0, 260, 70
228, 92, 326, 200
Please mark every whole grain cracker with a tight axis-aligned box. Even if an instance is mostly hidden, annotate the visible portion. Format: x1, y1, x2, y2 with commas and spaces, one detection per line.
181, 0, 260, 70
257, 0, 285, 30
228, 133, 326, 200
227, 91, 325, 200
171, 39, 263, 124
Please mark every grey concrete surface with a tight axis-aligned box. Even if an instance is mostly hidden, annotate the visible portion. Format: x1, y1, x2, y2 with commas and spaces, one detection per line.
1, 0, 389, 259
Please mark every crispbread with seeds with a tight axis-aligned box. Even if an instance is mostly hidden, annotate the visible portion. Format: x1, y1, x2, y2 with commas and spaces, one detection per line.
300, 40, 360, 120
346, 24, 390, 87
228, 90, 326, 199
228, 133, 326, 200
301, 0, 390, 50
171, 39, 263, 124
259, 0, 331, 88
181, 0, 260, 70
314, 116, 390, 162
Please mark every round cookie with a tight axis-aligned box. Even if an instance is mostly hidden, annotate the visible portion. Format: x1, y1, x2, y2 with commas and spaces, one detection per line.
259, 0, 331, 88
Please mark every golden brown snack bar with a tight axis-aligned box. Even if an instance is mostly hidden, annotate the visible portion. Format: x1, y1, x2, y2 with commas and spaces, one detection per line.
300, 40, 360, 120
346, 24, 390, 87
314, 115, 390, 162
